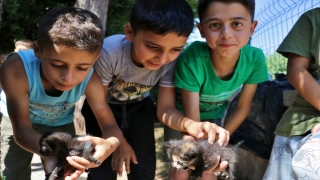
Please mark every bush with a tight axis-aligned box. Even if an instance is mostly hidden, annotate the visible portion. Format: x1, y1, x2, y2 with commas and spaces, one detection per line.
0, 0, 75, 54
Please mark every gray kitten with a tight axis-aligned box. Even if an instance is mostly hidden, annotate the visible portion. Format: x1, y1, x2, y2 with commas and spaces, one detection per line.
164, 139, 237, 179
39, 132, 100, 180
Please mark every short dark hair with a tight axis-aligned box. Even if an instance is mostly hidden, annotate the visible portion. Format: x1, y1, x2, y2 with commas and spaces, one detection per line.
198, 0, 255, 23
130, 0, 194, 37
37, 7, 103, 54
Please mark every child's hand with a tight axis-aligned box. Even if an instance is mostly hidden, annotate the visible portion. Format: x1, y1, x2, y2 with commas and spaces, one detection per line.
67, 136, 119, 170
111, 141, 138, 176
61, 162, 84, 180
204, 156, 228, 173
185, 121, 230, 146
312, 123, 320, 135
41, 155, 59, 174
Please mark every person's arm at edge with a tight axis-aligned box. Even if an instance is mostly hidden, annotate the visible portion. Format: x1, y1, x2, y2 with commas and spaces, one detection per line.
287, 53, 320, 110
223, 83, 257, 135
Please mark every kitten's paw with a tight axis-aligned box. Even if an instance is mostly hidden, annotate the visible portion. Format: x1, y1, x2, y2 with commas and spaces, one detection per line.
215, 171, 234, 180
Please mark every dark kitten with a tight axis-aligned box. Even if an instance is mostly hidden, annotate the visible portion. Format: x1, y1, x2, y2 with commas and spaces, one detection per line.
164, 139, 237, 179
39, 132, 100, 180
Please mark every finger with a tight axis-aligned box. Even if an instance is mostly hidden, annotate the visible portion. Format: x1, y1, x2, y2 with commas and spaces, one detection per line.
124, 158, 130, 174
66, 156, 89, 170
131, 153, 138, 165
76, 135, 93, 142
117, 161, 124, 177
111, 156, 116, 171
186, 122, 204, 139
205, 156, 220, 172
181, 132, 195, 140
64, 170, 84, 180
202, 123, 217, 143
217, 128, 230, 146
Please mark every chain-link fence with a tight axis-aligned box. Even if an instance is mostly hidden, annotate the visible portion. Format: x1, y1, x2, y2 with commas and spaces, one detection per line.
251, 0, 320, 79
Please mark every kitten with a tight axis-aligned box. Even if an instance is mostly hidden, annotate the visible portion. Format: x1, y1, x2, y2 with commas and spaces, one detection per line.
39, 132, 100, 180
164, 139, 237, 179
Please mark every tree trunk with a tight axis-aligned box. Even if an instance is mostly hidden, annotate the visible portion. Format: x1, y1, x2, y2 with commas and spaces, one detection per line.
73, 0, 109, 135
74, 0, 109, 36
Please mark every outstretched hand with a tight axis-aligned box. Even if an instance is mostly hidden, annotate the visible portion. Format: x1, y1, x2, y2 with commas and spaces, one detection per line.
184, 121, 230, 146
61, 162, 84, 180
204, 156, 229, 173
66, 136, 119, 170
111, 141, 138, 177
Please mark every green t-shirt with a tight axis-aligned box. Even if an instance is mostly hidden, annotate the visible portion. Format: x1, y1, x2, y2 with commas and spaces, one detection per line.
174, 41, 269, 120
275, 8, 320, 137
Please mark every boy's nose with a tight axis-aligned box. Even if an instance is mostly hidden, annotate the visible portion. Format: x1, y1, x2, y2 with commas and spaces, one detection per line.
158, 53, 169, 64
61, 69, 73, 81
221, 26, 232, 39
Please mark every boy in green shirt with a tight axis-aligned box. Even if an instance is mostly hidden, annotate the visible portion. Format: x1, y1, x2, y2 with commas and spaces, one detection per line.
163, 0, 269, 179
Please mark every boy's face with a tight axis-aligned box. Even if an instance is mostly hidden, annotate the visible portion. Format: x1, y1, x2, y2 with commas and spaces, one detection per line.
125, 24, 188, 70
34, 41, 99, 91
197, 2, 257, 58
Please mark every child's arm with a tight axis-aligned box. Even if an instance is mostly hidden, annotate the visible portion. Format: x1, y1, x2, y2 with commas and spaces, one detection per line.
223, 83, 257, 134
287, 53, 320, 110
157, 86, 229, 145
84, 71, 136, 176
157, 86, 229, 173
0, 54, 59, 173
83, 71, 123, 160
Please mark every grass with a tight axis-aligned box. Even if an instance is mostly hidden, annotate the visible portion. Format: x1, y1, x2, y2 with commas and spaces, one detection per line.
154, 121, 169, 179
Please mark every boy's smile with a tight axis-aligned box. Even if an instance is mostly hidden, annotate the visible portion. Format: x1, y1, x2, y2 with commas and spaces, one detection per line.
125, 24, 188, 70
34, 42, 99, 93
197, 2, 257, 59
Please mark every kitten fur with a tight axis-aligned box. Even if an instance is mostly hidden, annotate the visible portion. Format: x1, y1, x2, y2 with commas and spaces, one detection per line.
39, 132, 100, 180
164, 139, 237, 179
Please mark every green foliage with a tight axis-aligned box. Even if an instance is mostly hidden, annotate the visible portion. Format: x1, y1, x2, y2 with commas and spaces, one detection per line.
106, 0, 136, 36
0, 0, 74, 54
186, 0, 199, 17
266, 52, 287, 79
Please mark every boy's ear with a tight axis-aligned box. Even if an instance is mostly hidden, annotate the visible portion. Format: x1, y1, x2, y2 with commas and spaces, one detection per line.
124, 23, 134, 42
249, 20, 258, 36
33, 41, 41, 59
196, 23, 205, 38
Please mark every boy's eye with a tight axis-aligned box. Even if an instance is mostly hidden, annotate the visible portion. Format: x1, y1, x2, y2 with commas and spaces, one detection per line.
172, 48, 182, 52
147, 45, 159, 50
77, 67, 89, 71
232, 22, 243, 27
51, 63, 64, 68
209, 23, 220, 28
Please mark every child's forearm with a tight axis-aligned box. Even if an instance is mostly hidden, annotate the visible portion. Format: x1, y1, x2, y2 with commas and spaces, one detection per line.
287, 54, 320, 111
223, 106, 250, 135
13, 127, 42, 155
157, 106, 197, 132
101, 125, 122, 145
